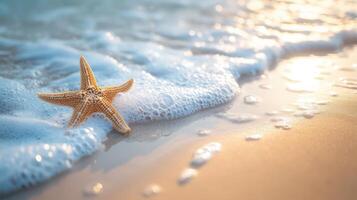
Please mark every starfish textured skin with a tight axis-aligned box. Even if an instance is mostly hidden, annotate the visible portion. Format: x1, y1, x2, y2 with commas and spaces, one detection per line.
38, 56, 133, 134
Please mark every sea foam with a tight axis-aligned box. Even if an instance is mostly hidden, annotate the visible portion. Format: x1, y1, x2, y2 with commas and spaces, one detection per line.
0, 0, 357, 195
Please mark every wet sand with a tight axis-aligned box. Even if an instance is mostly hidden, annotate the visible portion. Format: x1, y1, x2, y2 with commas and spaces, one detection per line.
135, 95, 357, 200
4, 48, 357, 200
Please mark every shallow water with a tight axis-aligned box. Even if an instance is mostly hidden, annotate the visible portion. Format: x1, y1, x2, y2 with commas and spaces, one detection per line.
0, 0, 356, 194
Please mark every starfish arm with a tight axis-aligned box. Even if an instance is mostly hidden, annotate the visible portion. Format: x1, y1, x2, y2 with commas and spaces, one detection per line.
80, 56, 98, 90
38, 91, 82, 107
97, 99, 131, 134
101, 79, 134, 101
68, 98, 94, 127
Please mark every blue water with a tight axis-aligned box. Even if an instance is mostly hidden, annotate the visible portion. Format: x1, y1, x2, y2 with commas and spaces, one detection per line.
0, 0, 356, 194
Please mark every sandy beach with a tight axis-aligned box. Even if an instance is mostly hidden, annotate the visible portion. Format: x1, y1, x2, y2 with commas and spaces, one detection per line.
4, 45, 357, 200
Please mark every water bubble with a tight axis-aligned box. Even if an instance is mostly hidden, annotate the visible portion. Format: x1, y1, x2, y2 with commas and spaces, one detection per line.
295, 102, 316, 111
275, 121, 291, 130
143, 184, 162, 198
83, 182, 103, 196
244, 95, 260, 105
315, 100, 329, 105
35, 155, 42, 162
62, 144, 72, 154
245, 134, 262, 141
270, 116, 288, 122
178, 168, 197, 185
281, 108, 295, 113
259, 84, 272, 90
197, 129, 211, 137
329, 91, 338, 97
191, 142, 221, 167
272, 117, 292, 130
43, 144, 50, 150
215, 4, 223, 12
286, 83, 316, 93
217, 113, 258, 123
266, 111, 279, 116
294, 110, 319, 119
302, 111, 315, 119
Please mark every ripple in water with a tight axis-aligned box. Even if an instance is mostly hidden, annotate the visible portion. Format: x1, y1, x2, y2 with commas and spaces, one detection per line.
335, 78, 357, 90
339, 64, 357, 72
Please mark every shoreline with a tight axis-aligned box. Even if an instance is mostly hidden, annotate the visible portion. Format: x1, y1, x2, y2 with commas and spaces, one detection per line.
4, 46, 357, 199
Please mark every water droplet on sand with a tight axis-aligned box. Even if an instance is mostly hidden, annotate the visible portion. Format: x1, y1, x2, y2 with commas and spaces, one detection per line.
329, 91, 338, 97
260, 74, 268, 79
178, 168, 198, 185
143, 184, 162, 197
275, 121, 292, 130
286, 83, 316, 93
245, 134, 262, 141
281, 108, 295, 113
272, 117, 292, 130
295, 102, 316, 111
302, 111, 315, 119
244, 95, 260, 105
315, 100, 329, 105
266, 111, 279, 116
217, 113, 258, 123
270, 116, 288, 122
294, 110, 319, 119
191, 142, 221, 167
259, 84, 272, 90
197, 129, 211, 137
83, 182, 103, 196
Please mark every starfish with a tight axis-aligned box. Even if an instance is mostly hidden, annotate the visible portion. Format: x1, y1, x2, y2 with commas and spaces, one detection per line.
38, 56, 133, 134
